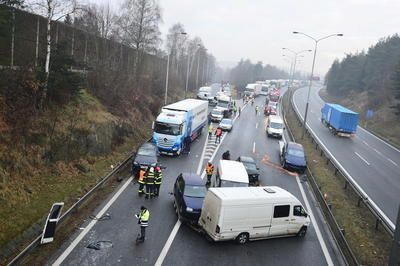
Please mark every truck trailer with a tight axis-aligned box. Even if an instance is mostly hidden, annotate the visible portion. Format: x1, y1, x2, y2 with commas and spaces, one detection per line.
321, 103, 358, 137
152, 99, 208, 155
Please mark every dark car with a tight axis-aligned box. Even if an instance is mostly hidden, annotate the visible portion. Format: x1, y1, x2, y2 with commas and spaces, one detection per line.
132, 142, 159, 176
280, 142, 307, 173
173, 173, 207, 223
237, 156, 260, 185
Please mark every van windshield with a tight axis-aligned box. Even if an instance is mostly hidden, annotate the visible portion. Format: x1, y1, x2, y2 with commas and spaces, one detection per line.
270, 122, 283, 129
154, 122, 181, 136
217, 101, 229, 108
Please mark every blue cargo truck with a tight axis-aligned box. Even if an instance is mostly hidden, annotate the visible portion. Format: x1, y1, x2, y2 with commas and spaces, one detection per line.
321, 103, 359, 137
152, 99, 208, 155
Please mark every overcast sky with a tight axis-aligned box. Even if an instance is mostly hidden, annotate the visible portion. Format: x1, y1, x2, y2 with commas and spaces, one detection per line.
95, 0, 400, 76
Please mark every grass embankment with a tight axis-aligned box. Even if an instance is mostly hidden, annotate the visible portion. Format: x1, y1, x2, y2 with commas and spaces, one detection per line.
282, 92, 391, 265
0, 90, 152, 262
319, 88, 400, 147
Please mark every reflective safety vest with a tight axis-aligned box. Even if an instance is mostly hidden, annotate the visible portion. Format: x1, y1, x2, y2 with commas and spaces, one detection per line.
206, 165, 214, 175
145, 170, 155, 184
208, 125, 213, 133
139, 209, 150, 227
138, 170, 145, 184
154, 170, 163, 185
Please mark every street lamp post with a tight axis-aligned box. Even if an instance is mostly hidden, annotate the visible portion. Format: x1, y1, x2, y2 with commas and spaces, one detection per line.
292, 31, 343, 138
282, 48, 311, 94
165, 31, 187, 105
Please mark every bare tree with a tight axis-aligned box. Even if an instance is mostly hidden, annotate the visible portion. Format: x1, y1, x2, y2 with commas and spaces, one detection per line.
115, 0, 161, 80
74, 3, 112, 39
26, 0, 79, 109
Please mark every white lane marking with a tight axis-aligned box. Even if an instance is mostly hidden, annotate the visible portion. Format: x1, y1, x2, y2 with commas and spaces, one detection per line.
154, 220, 182, 266
256, 122, 258, 129
354, 152, 370, 166
156, 106, 234, 265
358, 126, 400, 153
387, 158, 398, 166
253, 142, 256, 153
373, 148, 382, 156
296, 175, 334, 266
53, 177, 133, 265
362, 140, 370, 147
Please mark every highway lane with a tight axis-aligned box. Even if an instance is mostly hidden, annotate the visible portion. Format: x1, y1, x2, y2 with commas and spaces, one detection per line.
50, 95, 344, 266
293, 85, 400, 225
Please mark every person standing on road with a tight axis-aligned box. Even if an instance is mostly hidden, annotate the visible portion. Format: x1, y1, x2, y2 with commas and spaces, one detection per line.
222, 150, 231, 160
154, 166, 163, 197
233, 105, 237, 116
206, 162, 214, 185
208, 124, 213, 140
137, 168, 146, 196
238, 106, 241, 116
215, 127, 222, 144
135, 206, 150, 242
144, 167, 155, 199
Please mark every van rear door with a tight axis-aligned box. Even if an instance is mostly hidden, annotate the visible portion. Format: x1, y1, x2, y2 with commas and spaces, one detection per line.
269, 204, 290, 236
200, 192, 221, 238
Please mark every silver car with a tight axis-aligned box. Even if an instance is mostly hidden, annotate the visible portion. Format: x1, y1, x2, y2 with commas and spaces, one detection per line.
219, 118, 233, 131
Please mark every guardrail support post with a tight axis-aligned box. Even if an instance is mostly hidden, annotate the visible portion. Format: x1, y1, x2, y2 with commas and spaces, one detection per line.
326, 158, 330, 165
375, 218, 381, 230
357, 197, 362, 207
334, 168, 338, 176
320, 149, 323, 156
344, 180, 348, 189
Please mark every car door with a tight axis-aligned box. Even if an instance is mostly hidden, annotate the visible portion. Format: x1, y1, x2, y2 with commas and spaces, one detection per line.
175, 175, 185, 213
269, 205, 290, 236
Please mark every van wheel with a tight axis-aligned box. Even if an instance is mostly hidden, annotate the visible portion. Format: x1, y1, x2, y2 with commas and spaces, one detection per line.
297, 226, 307, 237
236, 233, 249, 244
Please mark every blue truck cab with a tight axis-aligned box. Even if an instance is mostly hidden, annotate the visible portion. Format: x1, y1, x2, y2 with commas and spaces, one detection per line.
152, 99, 208, 156
321, 103, 359, 137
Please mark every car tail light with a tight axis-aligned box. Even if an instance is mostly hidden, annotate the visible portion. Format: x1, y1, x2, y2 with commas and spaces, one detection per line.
216, 225, 220, 233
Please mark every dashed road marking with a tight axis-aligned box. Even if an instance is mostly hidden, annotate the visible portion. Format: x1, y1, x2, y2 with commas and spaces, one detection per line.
387, 158, 398, 166
354, 152, 370, 166
253, 142, 256, 153
373, 148, 382, 155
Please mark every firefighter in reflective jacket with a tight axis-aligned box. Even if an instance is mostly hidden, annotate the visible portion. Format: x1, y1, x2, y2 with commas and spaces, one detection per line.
144, 167, 155, 199
154, 166, 163, 197
137, 168, 146, 195
136, 206, 150, 242
206, 162, 214, 185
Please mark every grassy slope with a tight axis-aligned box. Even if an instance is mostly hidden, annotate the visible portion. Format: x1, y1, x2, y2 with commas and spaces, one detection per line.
319, 88, 400, 147
283, 92, 391, 265
0, 90, 152, 253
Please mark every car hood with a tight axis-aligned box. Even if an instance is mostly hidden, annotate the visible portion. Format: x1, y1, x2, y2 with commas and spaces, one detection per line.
286, 154, 306, 166
134, 154, 157, 166
183, 195, 204, 210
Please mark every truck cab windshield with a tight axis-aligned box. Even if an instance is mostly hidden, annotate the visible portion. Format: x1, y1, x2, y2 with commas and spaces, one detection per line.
154, 122, 181, 136
217, 101, 229, 108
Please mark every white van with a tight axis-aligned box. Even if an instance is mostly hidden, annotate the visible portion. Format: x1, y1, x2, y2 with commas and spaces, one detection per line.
266, 115, 284, 139
197, 86, 212, 100
213, 160, 249, 187
199, 186, 310, 244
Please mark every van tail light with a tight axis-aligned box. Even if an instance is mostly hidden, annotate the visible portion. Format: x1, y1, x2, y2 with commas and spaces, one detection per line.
216, 225, 220, 233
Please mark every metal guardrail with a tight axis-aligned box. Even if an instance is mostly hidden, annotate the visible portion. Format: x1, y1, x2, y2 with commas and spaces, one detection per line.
7, 150, 137, 265
280, 90, 359, 265
289, 91, 395, 237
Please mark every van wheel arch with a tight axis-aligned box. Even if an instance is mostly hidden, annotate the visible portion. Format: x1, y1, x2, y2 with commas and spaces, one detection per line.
297, 226, 307, 237
236, 232, 249, 244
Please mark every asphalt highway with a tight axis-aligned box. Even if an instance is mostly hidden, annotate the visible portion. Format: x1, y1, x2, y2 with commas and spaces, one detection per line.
49, 92, 345, 266
293, 85, 400, 226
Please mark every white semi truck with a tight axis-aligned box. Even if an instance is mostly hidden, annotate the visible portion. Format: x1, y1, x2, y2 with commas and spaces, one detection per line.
152, 99, 208, 155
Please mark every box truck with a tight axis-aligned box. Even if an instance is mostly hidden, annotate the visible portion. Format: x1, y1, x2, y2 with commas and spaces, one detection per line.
199, 186, 310, 244
321, 103, 358, 137
152, 99, 208, 155
244, 83, 262, 98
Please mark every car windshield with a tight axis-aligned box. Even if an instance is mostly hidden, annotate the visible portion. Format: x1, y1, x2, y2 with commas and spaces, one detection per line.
154, 122, 181, 136
212, 110, 223, 115
243, 162, 257, 171
138, 147, 155, 156
270, 122, 283, 129
184, 185, 207, 198
217, 101, 229, 108
287, 148, 305, 158
220, 119, 232, 125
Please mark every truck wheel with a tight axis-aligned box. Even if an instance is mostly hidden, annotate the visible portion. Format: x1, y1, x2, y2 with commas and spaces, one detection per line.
236, 232, 249, 244
297, 226, 307, 237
